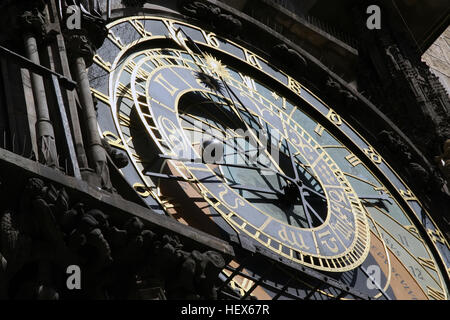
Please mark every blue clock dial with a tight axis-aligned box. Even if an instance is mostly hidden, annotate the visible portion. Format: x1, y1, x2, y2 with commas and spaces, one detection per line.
89, 15, 450, 300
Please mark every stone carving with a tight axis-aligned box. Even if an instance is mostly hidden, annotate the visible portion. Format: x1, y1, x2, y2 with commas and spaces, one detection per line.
325, 76, 358, 107
102, 138, 129, 169
62, 0, 108, 66
357, 26, 450, 168
437, 139, 450, 181
18, 8, 47, 39
0, 178, 225, 299
65, 33, 96, 66
378, 130, 449, 200
378, 130, 413, 164
178, 0, 242, 37
271, 44, 307, 72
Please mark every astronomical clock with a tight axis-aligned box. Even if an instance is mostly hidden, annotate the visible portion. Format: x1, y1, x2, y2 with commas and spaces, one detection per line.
88, 14, 450, 300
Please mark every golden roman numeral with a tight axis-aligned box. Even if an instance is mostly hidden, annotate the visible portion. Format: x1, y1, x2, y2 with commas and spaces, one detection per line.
427, 286, 446, 300
314, 124, 325, 136
91, 88, 110, 106
137, 67, 150, 81
108, 31, 124, 49
124, 61, 150, 82
118, 113, 131, 127
116, 83, 133, 100
418, 257, 437, 271
124, 60, 136, 74
154, 73, 178, 96
129, 19, 152, 37
345, 153, 362, 167
93, 54, 111, 72
239, 72, 256, 91
164, 20, 188, 48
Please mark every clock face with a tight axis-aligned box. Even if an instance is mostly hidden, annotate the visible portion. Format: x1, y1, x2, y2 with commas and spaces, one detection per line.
89, 15, 450, 300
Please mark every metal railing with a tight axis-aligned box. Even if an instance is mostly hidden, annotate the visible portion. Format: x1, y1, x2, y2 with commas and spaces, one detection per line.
0, 45, 80, 178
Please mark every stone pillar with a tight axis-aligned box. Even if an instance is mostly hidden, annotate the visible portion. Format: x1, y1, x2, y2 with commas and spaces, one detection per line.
20, 8, 58, 167
73, 50, 111, 189
64, 9, 111, 190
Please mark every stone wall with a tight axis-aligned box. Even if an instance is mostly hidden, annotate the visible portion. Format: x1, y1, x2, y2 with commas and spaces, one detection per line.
422, 26, 450, 102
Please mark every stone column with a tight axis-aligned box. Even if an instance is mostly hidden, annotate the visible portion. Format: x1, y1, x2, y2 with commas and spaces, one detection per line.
64, 12, 111, 190
20, 8, 58, 167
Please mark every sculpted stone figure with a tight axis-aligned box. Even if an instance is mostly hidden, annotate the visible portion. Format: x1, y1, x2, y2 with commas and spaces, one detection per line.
0, 177, 226, 299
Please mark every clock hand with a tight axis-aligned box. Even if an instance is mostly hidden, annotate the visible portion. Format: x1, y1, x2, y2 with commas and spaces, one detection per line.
299, 185, 314, 228
173, 30, 284, 176
287, 138, 301, 182
226, 183, 282, 196
180, 113, 287, 178
302, 196, 325, 224
174, 28, 207, 73
359, 191, 393, 205
359, 265, 392, 300
301, 184, 327, 200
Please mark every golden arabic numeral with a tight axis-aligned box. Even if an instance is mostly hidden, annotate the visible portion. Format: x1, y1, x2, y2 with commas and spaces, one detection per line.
404, 225, 420, 238
133, 182, 151, 198
288, 76, 302, 95
102, 131, 130, 151
201, 30, 220, 48
426, 286, 446, 300
244, 49, 262, 70
326, 109, 342, 126
399, 189, 417, 201
363, 146, 382, 164
427, 228, 446, 245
